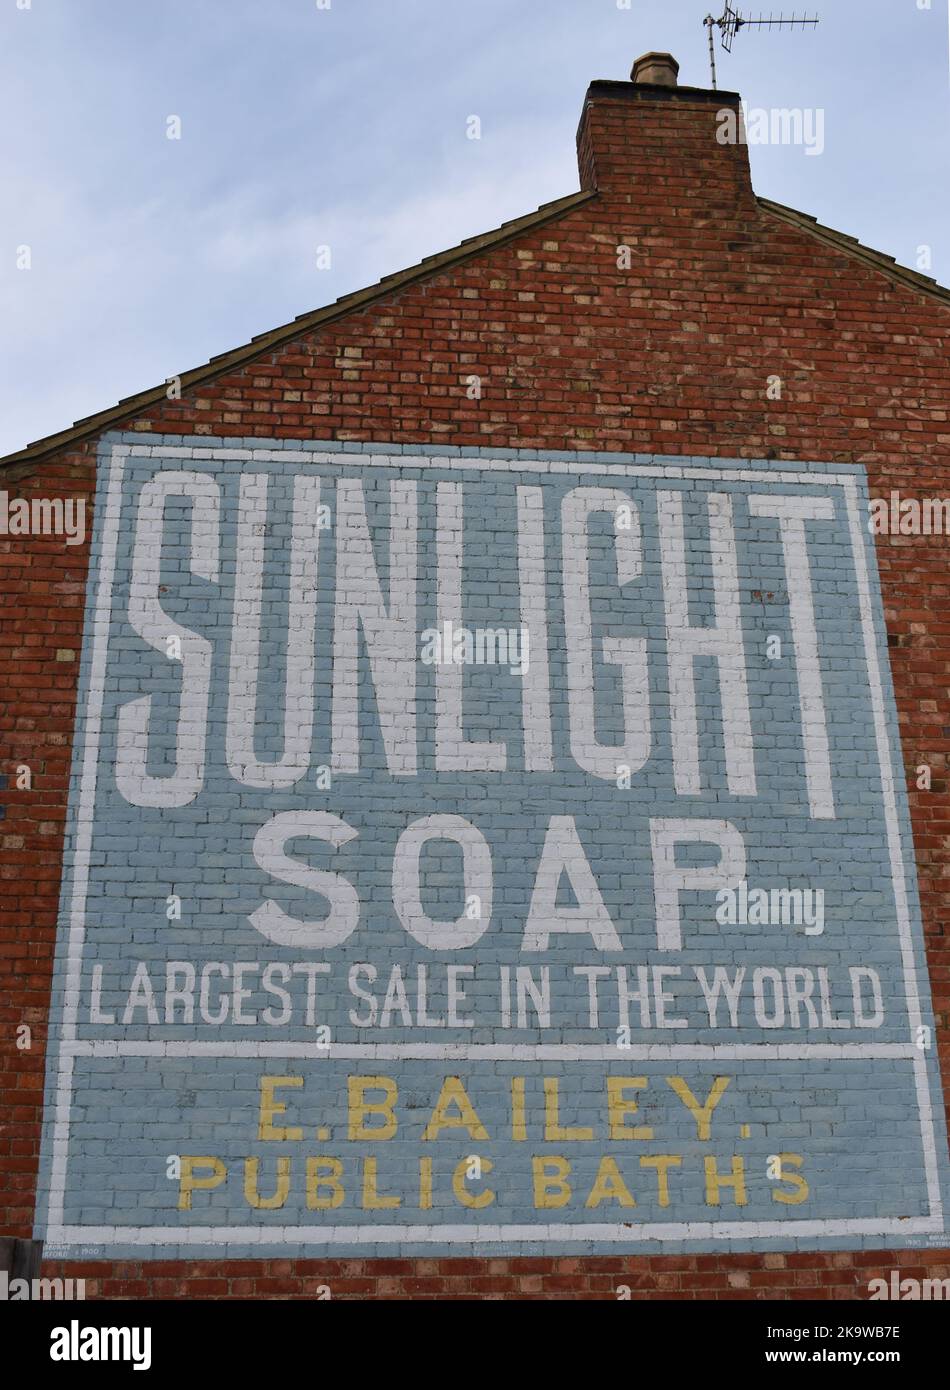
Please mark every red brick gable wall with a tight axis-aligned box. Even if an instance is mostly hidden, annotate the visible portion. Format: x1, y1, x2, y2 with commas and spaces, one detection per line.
2, 81, 948, 1298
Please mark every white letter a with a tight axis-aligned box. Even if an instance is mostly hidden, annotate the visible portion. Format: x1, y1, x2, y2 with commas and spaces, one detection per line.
522, 816, 622, 952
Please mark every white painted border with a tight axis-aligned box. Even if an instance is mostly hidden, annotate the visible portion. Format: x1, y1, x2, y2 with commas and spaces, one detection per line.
842, 477, 943, 1223
65, 1040, 918, 1060
42, 442, 946, 1247
46, 445, 129, 1233
51, 1216, 944, 1247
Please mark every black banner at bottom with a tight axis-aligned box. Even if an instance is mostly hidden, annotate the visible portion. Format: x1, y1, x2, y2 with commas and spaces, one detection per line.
2, 1294, 946, 1376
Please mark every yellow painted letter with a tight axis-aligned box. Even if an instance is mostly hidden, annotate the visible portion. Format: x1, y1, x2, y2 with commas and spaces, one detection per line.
666, 1076, 731, 1140
178, 1156, 226, 1210
258, 1075, 303, 1141
244, 1156, 291, 1209
532, 1156, 572, 1208
585, 1156, 636, 1208
704, 1155, 747, 1207
771, 1153, 809, 1205
639, 1154, 682, 1208
348, 1075, 398, 1140
543, 1078, 594, 1141
452, 1156, 495, 1209
306, 1157, 344, 1210
423, 1076, 488, 1141
362, 1157, 400, 1209
607, 1077, 653, 1140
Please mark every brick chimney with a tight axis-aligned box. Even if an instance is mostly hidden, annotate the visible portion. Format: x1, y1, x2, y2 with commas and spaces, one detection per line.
576, 53, 755, 215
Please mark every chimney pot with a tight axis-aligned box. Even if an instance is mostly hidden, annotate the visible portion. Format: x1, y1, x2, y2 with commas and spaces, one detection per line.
630, 52, 679, 87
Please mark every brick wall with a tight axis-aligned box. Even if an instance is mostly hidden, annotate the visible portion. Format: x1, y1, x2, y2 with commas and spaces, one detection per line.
2, 76, 949, 1298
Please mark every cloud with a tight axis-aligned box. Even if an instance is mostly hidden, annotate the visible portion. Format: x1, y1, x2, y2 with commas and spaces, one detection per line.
0, 107, 575, 455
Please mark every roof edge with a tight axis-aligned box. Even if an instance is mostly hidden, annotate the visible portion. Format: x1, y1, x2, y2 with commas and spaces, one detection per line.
0, 188, 596, 472
757, 196, 950, 307
5, 187, 949, 474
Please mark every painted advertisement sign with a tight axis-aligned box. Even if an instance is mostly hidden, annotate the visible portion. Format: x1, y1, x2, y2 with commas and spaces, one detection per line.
38, 435, 950, 1256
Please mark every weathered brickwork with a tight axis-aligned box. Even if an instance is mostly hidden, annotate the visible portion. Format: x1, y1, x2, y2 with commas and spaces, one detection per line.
2, 77, 950, 1297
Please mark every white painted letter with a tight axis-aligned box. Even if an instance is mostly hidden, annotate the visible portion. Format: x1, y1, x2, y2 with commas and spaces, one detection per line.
747, 494, 835, 819
227, 474, 321, 787
650, 818, 747, 951
251, 811, 360, 948
562, 487, 650, 780
115, 473, 219, 807
658, 491, 755, 799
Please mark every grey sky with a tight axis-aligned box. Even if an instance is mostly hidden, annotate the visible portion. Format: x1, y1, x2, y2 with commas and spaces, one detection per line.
1, 0, 946, 458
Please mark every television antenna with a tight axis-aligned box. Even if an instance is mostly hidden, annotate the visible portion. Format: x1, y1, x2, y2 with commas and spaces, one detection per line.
703, 7, 819, 89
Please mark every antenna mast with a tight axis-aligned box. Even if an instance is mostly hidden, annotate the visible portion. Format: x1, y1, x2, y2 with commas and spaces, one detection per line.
703, 7, 819, 89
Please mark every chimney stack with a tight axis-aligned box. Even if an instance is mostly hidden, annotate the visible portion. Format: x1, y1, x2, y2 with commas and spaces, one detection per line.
575, 53, 754, 214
